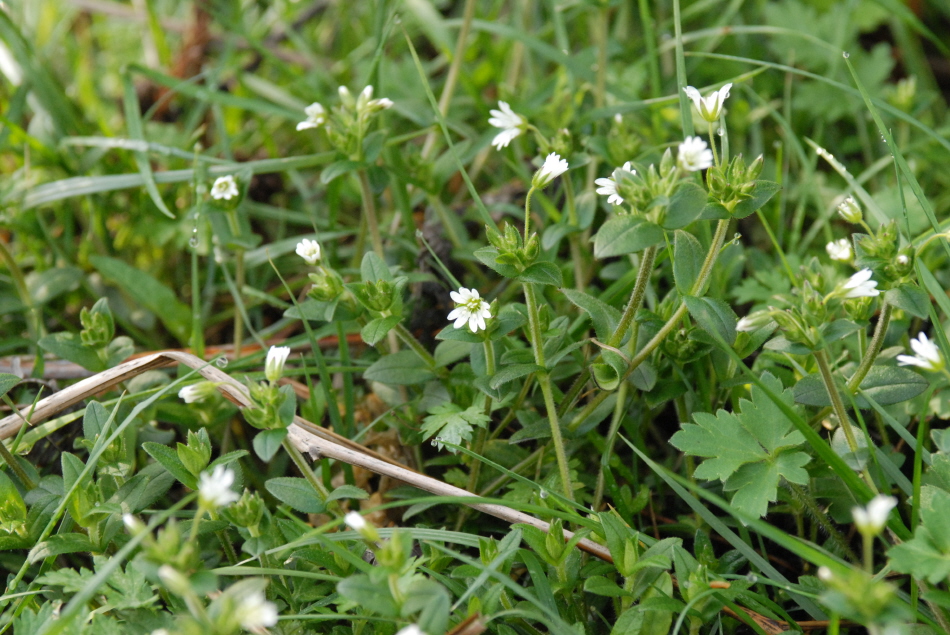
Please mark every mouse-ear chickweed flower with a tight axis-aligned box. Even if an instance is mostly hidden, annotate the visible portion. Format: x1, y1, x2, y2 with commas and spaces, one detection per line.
595, 162, 635, 206
357, 85, 393, 113
838, 268, 880, 299
826, 238, 852, 262
198, 465, 239, 509
295, 238, 322, 265
296, 102, 326, 131
736, 310, 773, 332
852, 494, 897, 536
265, 346, 291, 383
178, 381, 219, 404
837, 195, 863, 224
447, 287, 492, 333
210, 175, 239, 201
684, 83, 732, 122
235, 588, 279, 633
897, 332, 944, 372
488, 101, 526, 150
677, 137, 714, 172
532, 152, 569, 188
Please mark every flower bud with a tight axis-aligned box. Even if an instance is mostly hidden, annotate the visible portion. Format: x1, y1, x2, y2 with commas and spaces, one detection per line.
265, 346, 291, 383
837, 196, 863, 224
344, 511, 380, 542
178, 381, 220, 404
524, 233, 540, 261
852, 494, 897, 536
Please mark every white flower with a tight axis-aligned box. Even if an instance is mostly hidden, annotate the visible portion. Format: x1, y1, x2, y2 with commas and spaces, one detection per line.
210, 175, 239, 201
265, 346, 291, 383
395, 626, 426, 635
296, 102, 326, 131
344, 511, 366, 531
896, 254, 909, 266
488, 101, 526, 150
677, 136, 713, 172
839, 268, 880, 298
683, 82, 732, 122
736, 310, 773, 332
825, 238, 852, 262
371, 97, 394, 110
852, 494, 897, 535
358, 85, 393, 112
122, 514, 144, 533
235, 589, 279, 632
897, 332, 944, 372
532, 152, 569, 188
295, 238, 322, 265
198, 465, 239, 508
447, 287, 492, 333
595, 162, 635, 206
178, 381, 217, 404
836, 195, 862, 223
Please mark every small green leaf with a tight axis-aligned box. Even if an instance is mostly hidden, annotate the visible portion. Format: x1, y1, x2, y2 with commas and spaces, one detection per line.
0, 374, 21, 400
473, 246, 520, 279
143, 442, 197, 489
320, 160, 363, 185
732, 181, 781, 219
360, 315, 401, 346
583, 575, 630, 598
683, 296, 737, 345
794, 365, 928, 407
363, 350, 435, 385
593, 216, 665, 258
591, 363, 620, 391
885, 283, 931, 319
663, 182, 709, 229
38, 332, 105, 372
518, 261, 563, 287
672, 231, 704, 295
360, 251, 393, 283
420, 402, 490, 452
489, 364, 542, 389
253, 428, 288, 462
265, 476, 325, 514
326, 485, 370, 503
82, 401, 110, 443
562, 289, 621, 342
889, 486, 950, 584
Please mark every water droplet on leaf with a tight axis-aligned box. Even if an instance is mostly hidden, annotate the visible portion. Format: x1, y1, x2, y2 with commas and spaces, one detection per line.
215, 356, 228, 368
842, 51, 850, 59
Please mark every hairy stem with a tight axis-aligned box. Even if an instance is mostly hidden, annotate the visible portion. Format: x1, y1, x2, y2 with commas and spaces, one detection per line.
524, 283, 574, 500
788, 481, 858, 563
357, 169, 384, 257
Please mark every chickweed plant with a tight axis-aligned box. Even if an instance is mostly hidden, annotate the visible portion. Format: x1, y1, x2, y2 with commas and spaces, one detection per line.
2, 1, 950, 634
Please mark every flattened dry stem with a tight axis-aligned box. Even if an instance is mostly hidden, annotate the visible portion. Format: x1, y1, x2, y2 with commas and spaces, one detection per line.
0, 351, 611, 562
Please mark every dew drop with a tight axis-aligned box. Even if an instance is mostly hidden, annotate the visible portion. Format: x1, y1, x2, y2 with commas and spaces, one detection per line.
842, 51, 850, 59
94, 502, 100, 507
717, 127, 725, 136
189, 237, 198, 248
415, 229, 424, 239
539, 489, 548, 499
215, 356, 228, 368
746, 573, 759, 584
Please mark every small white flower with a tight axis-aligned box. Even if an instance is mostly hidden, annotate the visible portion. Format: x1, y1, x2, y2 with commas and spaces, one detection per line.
265, 346, 291, 383
677, 136, 713, 172
839, 268, 880, 298
296, 102, 326, 131
178, 381, 217, 404
198, 465, 239, 508
488, 101, 526, 150
447, 287, 492, 333
897, 332, 944, 372
896, 254, 909, 266
595, 162, 635, 206
371, 97, 394, 110
235, 589, 279, 632
344, 511, 366, 531
736, 310, 773, 332
532, 152, 569, 188
210, 175, 239, 201
826, 238, 852, 262
852, 494, 897, 535
683, 82, 733, 122
357, 85, 393, 113
837, 195, 862, 223
395, 626, 426, 635
295, 238, 322, 265
817, 566, 833, 582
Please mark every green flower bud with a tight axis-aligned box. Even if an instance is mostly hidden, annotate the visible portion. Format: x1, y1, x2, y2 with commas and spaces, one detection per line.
836, 196, 863, 224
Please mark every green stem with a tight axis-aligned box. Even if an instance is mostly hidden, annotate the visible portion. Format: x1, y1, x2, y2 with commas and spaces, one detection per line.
524, 187, 536, 238
420, 0, 477, 160
814, 350, 877, 492
610, 246, 658, 347
847, 302, 892, 392
863, 533, 873, 573
592, 381, 627, 513
524, 283, 574, 500
282, 437, 334, 512
357, 169, 384, 257
455, 340, 497, 530
788, 482, 858, 563
392, 322, 440, 370
0, 239, 43, 366
0, 440, 34, 490
190, 243, 205, 359
708, 121, 720, 167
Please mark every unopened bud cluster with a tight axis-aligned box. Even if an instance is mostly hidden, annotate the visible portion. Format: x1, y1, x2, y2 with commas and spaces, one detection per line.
705, 154, 764, 213
487, 222, 540, 270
